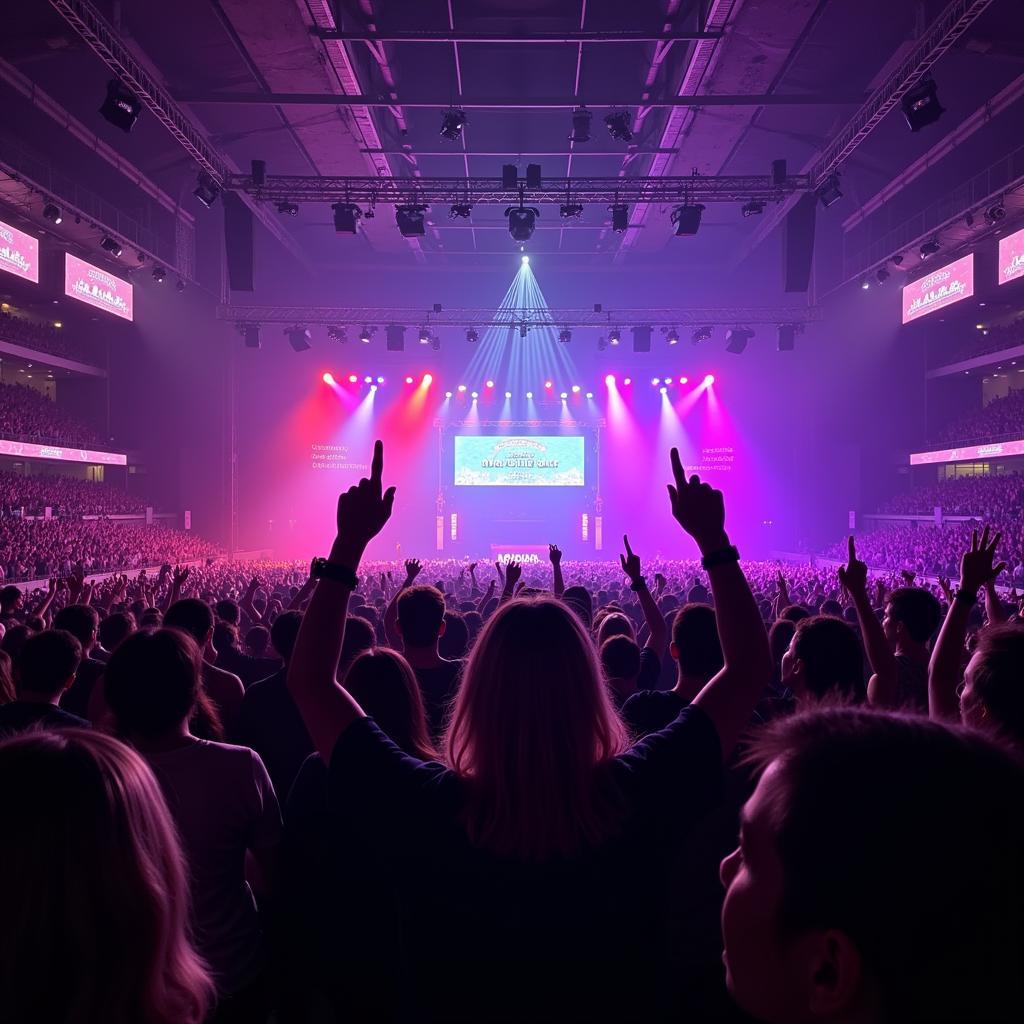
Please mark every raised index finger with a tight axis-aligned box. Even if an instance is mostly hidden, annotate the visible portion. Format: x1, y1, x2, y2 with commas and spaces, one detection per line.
848, 536, 856, 562
670, 447, 686, 490
623, 534, 634, 558
370, 439, 384, 488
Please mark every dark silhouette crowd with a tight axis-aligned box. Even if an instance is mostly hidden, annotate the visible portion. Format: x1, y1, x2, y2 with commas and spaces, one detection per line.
0, 380, 106, 448
0, 308, 102, 364
932, 385, 1024, 446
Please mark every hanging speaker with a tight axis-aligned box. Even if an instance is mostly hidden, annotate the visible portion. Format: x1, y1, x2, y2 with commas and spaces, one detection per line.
783, 192, 816, 293
224, 192, 254, 292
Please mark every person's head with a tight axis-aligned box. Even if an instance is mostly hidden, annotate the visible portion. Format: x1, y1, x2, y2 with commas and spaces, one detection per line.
671, 603, 724, 681
883, 587, 942, 648
780, 604, 810, 624
163, 599, 214, 649
99, 611, 136, 654
338, 614, 375, 675
15, 629, 82, 700
961, 624, 1024, 748
0, 729, 214, 1023
0, 649, 14, 705
344, 648, 436, 760
819, 598, 843, 618
600, 634, 641, 681
720, 708, 1024, 1024
463, 610, 482, 644
270, 610, 303, 665
396, 585, 446, 650
1, 624, 32, 660
105, 629, 201, 739
439, 611, 469, 660
244, 625, 270, 657
214, 599, 240, 626
769, 619, 797, 676
211, 620, 237, 654
446, 597, 629, 861
53, 603, 99, 655
781, 616, 865, 703
596, 612, 635, 646
0, 584, 23, 613
563, 585, 593, 630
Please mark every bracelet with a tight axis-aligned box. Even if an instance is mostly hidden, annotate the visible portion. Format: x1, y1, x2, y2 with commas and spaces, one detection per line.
629, 577, 647, 592
701, 545, 740, 571
953, 587, 977, 607
311, 557, 359, 589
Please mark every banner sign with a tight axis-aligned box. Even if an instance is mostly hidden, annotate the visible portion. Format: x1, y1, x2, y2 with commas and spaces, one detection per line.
0, 438, 127, 466
902, 253, 974, 324
65, 252, 133, 320
0, 218, 39, 283
910, 438, 1024, 466
998, 226, 1024, 286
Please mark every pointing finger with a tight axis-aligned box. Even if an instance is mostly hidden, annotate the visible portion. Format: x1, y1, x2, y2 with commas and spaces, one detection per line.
623, 534, 634, 558
370, 439, 384, 486
670, 447, 685, 490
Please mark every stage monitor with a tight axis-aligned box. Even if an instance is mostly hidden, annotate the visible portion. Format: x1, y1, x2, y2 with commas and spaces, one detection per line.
64, 252, 133, 321
998, 226, 1024, 286
901, 253, 974, 324
0, 217, 39, 283
454, 435, 585, 486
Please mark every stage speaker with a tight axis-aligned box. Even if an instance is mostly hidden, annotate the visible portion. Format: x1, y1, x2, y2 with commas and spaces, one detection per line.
771, 158, 787, 187
632, 324, 652, 352
224, 192, 254, 292
386, 325, 405, 351
251, 159, 266, 186
526, 163, 541, 189
783, 192, 816, 293
502, 164, 518, 189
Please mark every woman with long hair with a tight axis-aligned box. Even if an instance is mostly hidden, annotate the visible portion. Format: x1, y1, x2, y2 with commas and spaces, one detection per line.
0, 728, 214, 1023
287, 442, 772, 1021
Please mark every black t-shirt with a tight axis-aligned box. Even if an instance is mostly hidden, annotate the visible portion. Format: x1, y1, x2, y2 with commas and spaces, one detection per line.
621, 689, 686, 737
328, 706, 722, 1022
413, 659, 463, 737
59, 657, 105, 720
217, 646, 280, 688
895, 654, 929, 712
0, 700, 90, 737
636, 647, 664, 693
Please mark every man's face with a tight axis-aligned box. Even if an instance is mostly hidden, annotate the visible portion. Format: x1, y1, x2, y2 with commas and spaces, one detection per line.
882, 602, 899, 644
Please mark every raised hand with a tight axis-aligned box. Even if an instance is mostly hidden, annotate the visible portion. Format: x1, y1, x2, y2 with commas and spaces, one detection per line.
468, 562, 478, 575
619, 534, 642, 583
404, 558, 422, 583
504, 561, 523, 590
666, 448, 727, 554
335, 439, 397, 551
495, 561, 506, 584
900, 569, 917, 586
837, 536, 868, 595
937, 576, 953, 603
548, 544, 562, 566
173, 566, 191, 589
959, 526, 1005, 594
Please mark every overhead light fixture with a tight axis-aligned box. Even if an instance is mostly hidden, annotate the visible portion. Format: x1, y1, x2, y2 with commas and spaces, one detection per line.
919, 239, 941, 259
559, 202, 584, 219
175, 279, 186, 293
285, 326, 312, 352
99, 79, 142, 133
327, 326, 347, 343
396, 205, 428, 236
901, 77, 944, 132
42, 203, 62, 225
359, 326, 373, 344
741, 199, 765, 217
671, 204, 705, 236
604, 110, 633, 142
466, 328, 479, 343
875, 267, 890, 284
193, 173, 220, 208
666, 327, 680, 345
519, 323, 529, 338
726, 327, 754, 354
276, 201, 299, 216
136, 250, 146, 264
571, 105, 592, 142
610, 203, 629, 232
440, 107, 467, 142
559, 328, 572, 344
985, 202, 1006, 224
152, 266, 166, 283
778, 324, 798, 352
861, 279, 871, 290
100, 235, 122, 257
431, 334, 441, 351
692, 326, 713, 344
238, 323, 261, 349
892, 253, 904, 266
333, 203, 361, 233
816, 172, 843, 209
449, 203, 472, 219
419, 327, 431, 345
505, 204, 539, 241
608, 328, 621, 347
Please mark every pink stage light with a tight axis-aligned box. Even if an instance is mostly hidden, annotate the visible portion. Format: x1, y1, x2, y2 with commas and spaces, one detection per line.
457, 384, 467, 392
486, 380, 495, 389
376, 376, 385, 384
704, 374, 715, 385
322, 372, 335, 385
660, 386, 667, 395
651, 377, 660, 386
545, 380, 553, 389
445, 391, 453, 398
471, 391, 479, 399
364, 375, 373, 384
605, 374, 615, 386
623, 377, 632, 386
422, 373, 433, 386
348, 374, 358, 383
679, 376, 688, 384
571, 385, 581, 393
405, 376, 414, 384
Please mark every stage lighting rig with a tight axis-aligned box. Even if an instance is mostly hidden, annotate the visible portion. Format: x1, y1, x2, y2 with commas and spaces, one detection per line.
193, 173, 221, 208
777, 324, 800, 352
99, 79, 142, 133
276, 201, 299, 216
466, 328, 479, 343
285, 326, 312, 352
333, 203, 361, 233
597, 335, 606, 351
449, 203, 472, 219
559, 328, 572, 344
692, 326, 714, 344
175, 279, 186, 293
816, 172, 842, 209
860, 279, 871, 290
571, 106, 592, 142
919, 239, 941, 260
440, 107, 468, 141
560, 203, 584, 219
665, 327, 680, 345
610, 204, 629, 232
901, 77, 944, 132
608, 328, 621, 347
359, 326, 374, 344
604, 110, 633, 142
396, 205, 428, 236
432, 334, 441, 351
152, 266, 166, 283
741, 199, 765, 217
327, 326, 347, 343
505, 201, 540, 242
986, 202, 1006, 224
42, 203, 62, 225
419, 328, 431, 345
725, 327, 754, 354
100, 235, 122, 257
671, 204, 705, 236
875, 267, 890, 284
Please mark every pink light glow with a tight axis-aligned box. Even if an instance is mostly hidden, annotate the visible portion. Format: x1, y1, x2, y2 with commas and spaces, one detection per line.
405, 376, 414, 384
545, 380, 553, 389
322, 372, 335, 385
486, 380, 495, 388
703, 374, 715, 385
348, 374, 358, 383
623, 377, 632, 386
0, 217, 39, 283
605, 374, 615, 386
679, 376, 688, 384
422, 373, 433, 386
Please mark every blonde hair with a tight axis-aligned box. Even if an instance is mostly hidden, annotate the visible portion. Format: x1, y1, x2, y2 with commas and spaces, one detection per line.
0, 729, 214, 1023
445, 597, 630, 860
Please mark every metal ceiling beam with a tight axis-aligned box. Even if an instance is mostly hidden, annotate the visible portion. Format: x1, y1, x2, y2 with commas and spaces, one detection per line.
361, 149, 680, 157
315, 29, 723, 43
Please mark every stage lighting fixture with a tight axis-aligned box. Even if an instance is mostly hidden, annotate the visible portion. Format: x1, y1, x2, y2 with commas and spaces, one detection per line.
605, 374, 615, 386
136, 250, 146, 264
901, 77, 944, 132
526, 391, 534, 399
364, 376, 373, 384
431, 335, 441, 351
322, 373, 335, 385
458, 384, 467, 392
100, 235, 122, 257
559, 328, 572, 344
239, 324, 261, 349
521, 255, 530, 265
42, 203, 62, 225
418, 328, 431, 345
919, 239, 941, 259
986, 202, 1006, 224
610, 204, 629, 232
486, 380, 495, 389
604, 110, 634, 142
545, 380, 553, 389
370, 384, 378, 392
449, 203, 472, 219
876, 267, 890, 284
777, 324, 797, 352
651, 378, 660, 386
671, 204, 705, 236
892, 253, 904, 266
666, 327, 680, 345
175, 279, 186, 293
519, 323, 528, 338
586, 392, 593, 399
572, 385, 581, 393
816, 172, 843, 209
193, 173, 220, 208
679, 377, 688, 384
445, 391, 453, 398
623, 377, 632, 385
440, 107, 468, 141
349, 375, 358, 383
632, 324, 652, 352
725, 328, 753, 355
285, 327, 312, 352
505, 205, 539, 241
560, 202, 583, 219
405, 376, 414, 384
597, 335, 606, 351
560, 391, 568, 399
422, 374, 432, 386
327, 326, 347, 343
526, 164, 542, 189
152, 266, 166, 283
660, 386, 667, 395
466, 328, 479, 343
276, 202, 299, 216
704, 374, 715, 385
332, 203, 361, 233
99, 79, 142, 132
396, 205, 427, 236
359, 326, 373, 344
608, 328, 621, 347
376, 376, 385, 384
505, 390, 512, 398
471, 391, 479, 399
861, 279, 871, 290
571, 105, 592, 142
502, 164, 518, 189
741, 200, 764, 217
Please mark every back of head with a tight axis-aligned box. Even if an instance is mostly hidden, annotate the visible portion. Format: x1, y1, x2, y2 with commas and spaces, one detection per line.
270, 610, 304, 663
596, 612, 634, 646
780, 604, 810, 624
397, 585, 446, 649
819, 598, 843, 618
966, 624, 1024, 749
214, 599, 240, 625
99, 612, 136, 654
888, 586, 942, 645
1, 624, 32, 660
53, 603, 99, 649
105, 629, 201, 738
742, 708, 1024, 1022
245, 624, 270, 656
563, 585, 593, 630
769, 619, 796, 672
446, 597, 628, 861
15, 629, 82, 699
163, 599, 214, 646
672, 603, 724, 680
339, 614, 375, 675
0, 584, 22, 611
790, 615, 865, 702
344, 648, 436, 760
600, 634, 641, 681
0, 729, 213, 1023
212, 620, 237, 653
439, 611, 469, 660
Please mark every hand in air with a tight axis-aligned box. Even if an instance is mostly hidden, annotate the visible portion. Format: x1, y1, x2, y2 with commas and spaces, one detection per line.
548, 544, 562, 566
504, 561, 523, 589
404, 558, 422, 583
619, 535, 642, 584
336, 440, 396, 550
666, 448, 727, 553
468, 562, 478, 574
837, 536, 869, 595
959, 526, 1005, 594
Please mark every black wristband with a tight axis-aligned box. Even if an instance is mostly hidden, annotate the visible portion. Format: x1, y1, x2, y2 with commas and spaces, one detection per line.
311, 557, 359, 589
629, 577, 647, 592
701, 545, 740, 571
953, 587, 977, 607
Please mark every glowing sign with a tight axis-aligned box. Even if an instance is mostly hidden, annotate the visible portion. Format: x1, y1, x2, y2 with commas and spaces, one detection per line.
909, 438, 1024, 466
998, 226, 1024, 286
0, 438, 127, 466
902, 253, 974, 324
454, 435, 585, 486
0, 218, 39, 283
65, 252, 133, 321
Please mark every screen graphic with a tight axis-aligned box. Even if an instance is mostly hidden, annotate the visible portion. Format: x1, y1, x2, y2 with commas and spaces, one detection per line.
910, 438, 1024, 466
998, 226, 1024, 287
0, 218, 39, 283
64, 253, 134, 320
902, 253, 974, 324
454, 435, 585, 486
0, 438, 127, 466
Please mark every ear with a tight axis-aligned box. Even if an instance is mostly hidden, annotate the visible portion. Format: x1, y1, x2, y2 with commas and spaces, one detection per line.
438, 619, 447, 638
806, 929, 865, 1018
669, 641, 679, 662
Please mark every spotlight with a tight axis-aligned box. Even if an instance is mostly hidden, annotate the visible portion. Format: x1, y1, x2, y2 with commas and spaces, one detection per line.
376, 376, 385, 384
623, 377, 632, 386
901, 77, 944, 132
545, 380, 553, 389
99, 79, 141, 132
604, 110, 634, 142
445, 391, 453, 398
605, 374, 615, 386
458, 384, 467, 392
359, 326, 373, 344
704, 374, 715, 385
725, 328, 754, 355
100, 235, 123, 257
875, 267, 890, 284
519, 323, 528, 338
505, 391, 512, 399
440, 107, 467, 141
285, 326, 312, 352
423, 373, 433, 386
651, 378, 660, 386
505, 205, 539, 241
671, 204, 706, 236
571, 385, 581, 393
526, 391, 534, 399
571, 105, 592, 142
239, 324, 261, 349
332, 203, 361, 233
431, 335, 441, 351
175, 279, 186, 293
464, 328, 479, 344
370, 384, 378, 392
276, 201, 299, 216
559, 328, 572, 344
816, 172, 843, 209
364, 376, 373, 384
349, 375, 358, 383
679, 376, 688, 384
666, 327, 680, 345
985, 202, 1006, 224
919, 239, 941, 260
608, 328, 621, 347
741, 200, 765, 217
586, 392, 593, 399
327, 326, 347, 343
521, 255, 530, 265
471, 391, 479, 399
560, 202, 584, 219
152, 266, 166, 283
322, 373, 335, 385
449, 203, 472, 219
560, 391, 568, 399
396, 205, 427, 236
660, 386, 667, 395
42, 203, 62, 225
419, 328, 431, 345
193, 173, 220, 208
861, 279, 871, 290
610, 204, 629, 232
486, 380, 495, 389
405, 376, 414, 384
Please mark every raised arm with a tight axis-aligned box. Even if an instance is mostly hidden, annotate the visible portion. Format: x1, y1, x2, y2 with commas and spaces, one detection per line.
288, 440, 395, 761
383, 558, 421, 646
549, 544, 565, 598
665, 449, 772, 759
498, 561, 522, 606
929, 528, 1003, 723
620, 535, 667, 658
30, 577, 58, 622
